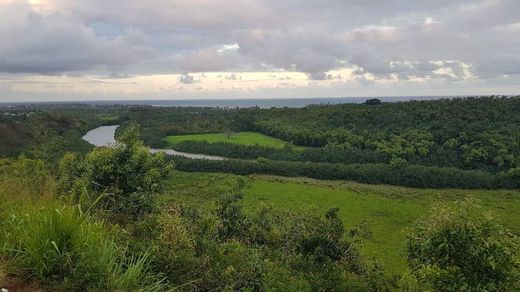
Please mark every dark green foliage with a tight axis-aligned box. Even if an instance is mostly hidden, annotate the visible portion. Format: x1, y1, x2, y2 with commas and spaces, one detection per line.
365, 98, 382, 105
407, 199, 520, 291
171, 140, 388, 164
0, 104, 129, 163
172, 156, 520, 189
124, 96, 519, 173
3, 97, 520, 189
58, 126, 174, 219
3, 96, 520, 174
146, 196, 386, 291
215, 193, 251, 242
251, 97, 520, 172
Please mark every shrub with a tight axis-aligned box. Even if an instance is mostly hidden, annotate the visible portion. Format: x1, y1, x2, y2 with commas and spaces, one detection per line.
58, 126, 174, 220
407, 199, 520, 291
215, 193, 251, 242
150, 197, 383, 291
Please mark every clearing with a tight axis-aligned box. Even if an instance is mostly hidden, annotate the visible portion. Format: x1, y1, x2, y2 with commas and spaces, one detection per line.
162, 171, 520, 274
165, 132, 295, 148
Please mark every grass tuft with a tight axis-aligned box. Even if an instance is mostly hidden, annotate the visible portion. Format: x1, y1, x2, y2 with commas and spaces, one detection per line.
0, 197, 162, 290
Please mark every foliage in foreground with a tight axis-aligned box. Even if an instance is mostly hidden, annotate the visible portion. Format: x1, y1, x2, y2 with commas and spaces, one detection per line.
57, 126, 173, 220
0, 197, 164, 291
2, 138, 520, 290
407, 199, 520, 291
139, 194, 393, 291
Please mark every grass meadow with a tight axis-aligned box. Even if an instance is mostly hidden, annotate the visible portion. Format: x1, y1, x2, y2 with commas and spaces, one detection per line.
165, 131, 296, 148
163, 171, 520, 274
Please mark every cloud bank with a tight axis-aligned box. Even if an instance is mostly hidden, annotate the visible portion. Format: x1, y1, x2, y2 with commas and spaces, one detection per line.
0, 0, 518, 100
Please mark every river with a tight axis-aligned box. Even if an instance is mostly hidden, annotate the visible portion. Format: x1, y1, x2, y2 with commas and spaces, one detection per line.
82, 125, 227, 161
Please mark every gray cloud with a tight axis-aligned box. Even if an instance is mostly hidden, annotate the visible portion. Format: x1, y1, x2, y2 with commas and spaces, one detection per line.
179, 73, 195, 84
0, 1, 157, 74
0, 0, 519, 84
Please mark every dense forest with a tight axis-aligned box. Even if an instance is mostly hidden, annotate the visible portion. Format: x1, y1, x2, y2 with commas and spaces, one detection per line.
129, 96, 520, 173
114, 96, 520, 189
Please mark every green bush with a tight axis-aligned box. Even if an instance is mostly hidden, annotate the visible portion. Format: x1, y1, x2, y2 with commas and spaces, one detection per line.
407, 199, 520, 291
149, 196, 389, 291
58, 126, 173, 220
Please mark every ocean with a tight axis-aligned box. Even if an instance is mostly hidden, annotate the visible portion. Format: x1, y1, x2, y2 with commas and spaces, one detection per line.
1, 96, 458, 108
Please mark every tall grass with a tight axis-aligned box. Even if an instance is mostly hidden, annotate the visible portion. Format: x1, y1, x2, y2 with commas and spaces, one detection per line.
0, 157, 55, 199
0, 197, 164, 290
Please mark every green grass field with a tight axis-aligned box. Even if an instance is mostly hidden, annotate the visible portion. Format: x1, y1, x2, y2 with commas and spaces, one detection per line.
165, 132, 295, 148
162, 171, 520, 275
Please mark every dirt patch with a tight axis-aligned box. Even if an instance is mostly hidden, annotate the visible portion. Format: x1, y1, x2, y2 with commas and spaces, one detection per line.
0, 261, 41, 292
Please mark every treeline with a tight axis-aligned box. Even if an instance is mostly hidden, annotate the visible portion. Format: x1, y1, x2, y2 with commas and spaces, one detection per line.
124, 96, 520, 173
254, 119, 328, 147
172, 140, 388, 164
3, 97, 520, 175
250, 97, 520, 172
171, 156, 520, 189
0, 109, 93, 162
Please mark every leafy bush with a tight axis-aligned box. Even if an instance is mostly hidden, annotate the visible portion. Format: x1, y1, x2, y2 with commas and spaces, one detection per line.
58, 126, 173, 220
149, 195, 389, 291
407, 199, 520, 291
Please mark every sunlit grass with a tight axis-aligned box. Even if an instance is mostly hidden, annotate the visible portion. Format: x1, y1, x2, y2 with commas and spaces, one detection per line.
165, 132, 298, 148
161, 171, 520, 275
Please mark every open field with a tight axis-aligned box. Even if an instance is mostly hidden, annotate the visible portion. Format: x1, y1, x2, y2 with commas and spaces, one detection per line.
162, 171, 520, 274
165, 132, 295, 148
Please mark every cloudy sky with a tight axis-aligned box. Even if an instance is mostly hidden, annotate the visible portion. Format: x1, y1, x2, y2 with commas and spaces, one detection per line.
0, 0, 519, 101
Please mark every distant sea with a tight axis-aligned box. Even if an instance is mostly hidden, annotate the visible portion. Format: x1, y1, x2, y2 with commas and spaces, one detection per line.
1, 96, 458, 108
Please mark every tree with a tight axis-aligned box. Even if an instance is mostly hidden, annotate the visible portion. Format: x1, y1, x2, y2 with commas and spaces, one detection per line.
365, 98, 382, 105
407, 199, 520, 291
58, 126, 174, 219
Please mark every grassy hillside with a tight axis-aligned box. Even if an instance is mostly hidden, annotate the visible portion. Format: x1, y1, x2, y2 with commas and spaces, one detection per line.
162, 171, 520, 274
165, 131, 295, 148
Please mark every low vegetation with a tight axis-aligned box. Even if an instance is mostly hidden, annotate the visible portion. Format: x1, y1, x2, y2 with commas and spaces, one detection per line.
0, 155, 165, 291
163, 171, 520, 274
58, 126, 173, 221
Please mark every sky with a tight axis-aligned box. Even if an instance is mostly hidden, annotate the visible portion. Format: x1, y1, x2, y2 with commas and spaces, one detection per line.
0, 0, 519, 101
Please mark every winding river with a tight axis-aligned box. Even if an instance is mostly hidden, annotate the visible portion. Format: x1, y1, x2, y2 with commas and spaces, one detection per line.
82, 125, 227, 161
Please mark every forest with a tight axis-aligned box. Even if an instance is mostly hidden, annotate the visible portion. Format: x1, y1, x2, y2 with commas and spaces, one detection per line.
133, 96, 520, 173
1, 96, 520, 291
118, 96, 520, 189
